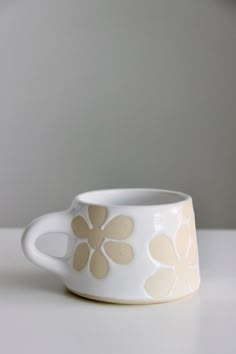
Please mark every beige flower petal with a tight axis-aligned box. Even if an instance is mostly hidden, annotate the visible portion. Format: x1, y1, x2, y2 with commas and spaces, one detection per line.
171, 276, 189, 297
71, 216, 89, 238
176, 225, 190, 259
182, 199, 193, 219
149, 235, 177, 265
182, 199, 196, 238
144, 269, 176, 299
104, 216, 133, 240
73, 243, 89, 271
90, 249, 109, 279
88, 205, 107, 227
104, 241, 133, 264
187, 268, 200, 291
189, 216, 196, 238
186, 241, 198, 265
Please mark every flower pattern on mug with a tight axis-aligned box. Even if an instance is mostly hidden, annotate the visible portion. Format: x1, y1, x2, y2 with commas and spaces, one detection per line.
182, 199, 196, 237
144, 225, 199, 299
71, 205, 134, 279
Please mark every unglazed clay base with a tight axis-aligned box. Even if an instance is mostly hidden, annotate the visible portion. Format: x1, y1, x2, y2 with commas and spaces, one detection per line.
67, 287, 199, 305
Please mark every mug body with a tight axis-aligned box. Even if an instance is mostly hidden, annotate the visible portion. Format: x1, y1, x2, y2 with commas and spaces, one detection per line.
22, 189, 200, 304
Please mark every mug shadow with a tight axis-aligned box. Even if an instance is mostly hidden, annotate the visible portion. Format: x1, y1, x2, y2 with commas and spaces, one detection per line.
63, 288, 112, 306
0, 269, 112, 306
1, 269, 65, 295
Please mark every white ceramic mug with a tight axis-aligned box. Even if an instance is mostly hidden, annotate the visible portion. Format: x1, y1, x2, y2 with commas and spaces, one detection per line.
22, 188, 200, 304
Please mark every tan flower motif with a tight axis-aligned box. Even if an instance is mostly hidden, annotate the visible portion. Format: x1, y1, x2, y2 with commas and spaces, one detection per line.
71, 205, 134, 279
144, 225, 199, 299
182, 199, 196, 237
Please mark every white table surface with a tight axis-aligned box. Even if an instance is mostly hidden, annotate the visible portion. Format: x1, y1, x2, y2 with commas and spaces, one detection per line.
0, 229, 235, 354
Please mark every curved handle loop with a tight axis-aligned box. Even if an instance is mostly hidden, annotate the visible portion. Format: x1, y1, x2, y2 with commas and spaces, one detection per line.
21, 211, 71, 277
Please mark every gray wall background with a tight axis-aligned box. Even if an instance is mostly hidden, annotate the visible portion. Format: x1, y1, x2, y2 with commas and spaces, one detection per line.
0, 0, 235, 228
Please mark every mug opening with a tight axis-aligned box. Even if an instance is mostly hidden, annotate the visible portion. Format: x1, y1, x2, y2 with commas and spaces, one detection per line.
77, 189, 190, 207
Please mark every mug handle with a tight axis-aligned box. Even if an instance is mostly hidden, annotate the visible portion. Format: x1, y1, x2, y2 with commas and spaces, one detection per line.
21, 211, 71, 277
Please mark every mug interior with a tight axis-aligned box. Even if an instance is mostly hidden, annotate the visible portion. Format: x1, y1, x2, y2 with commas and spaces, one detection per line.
77, 189, 190, 207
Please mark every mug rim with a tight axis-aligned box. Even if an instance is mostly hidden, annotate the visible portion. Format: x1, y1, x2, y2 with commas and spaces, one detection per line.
75, 188, 191, 208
